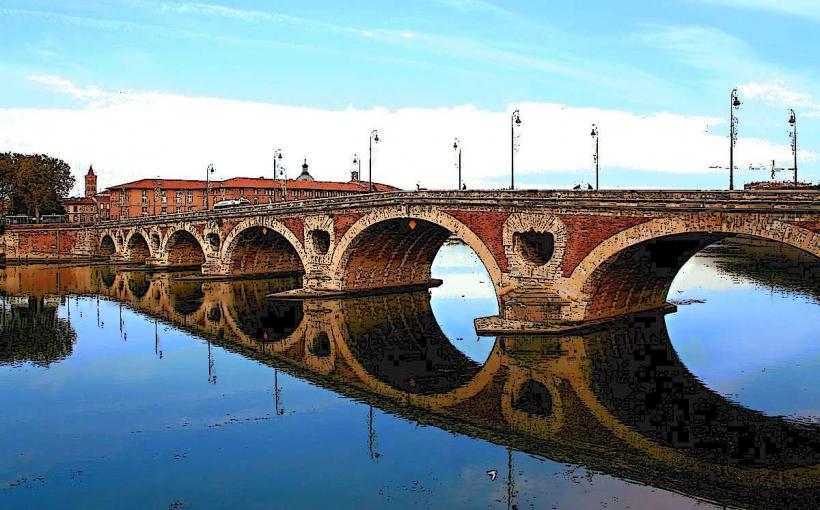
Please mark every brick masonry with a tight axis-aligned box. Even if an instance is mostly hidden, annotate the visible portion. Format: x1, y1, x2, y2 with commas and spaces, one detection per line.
4, 190, 818, 326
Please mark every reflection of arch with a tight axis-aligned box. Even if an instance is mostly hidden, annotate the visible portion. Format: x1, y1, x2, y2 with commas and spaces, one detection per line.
329, 207, 503, 300
165, 229, 206, 267
168, 280, 205, 316
99, 234, 117, 257
565, 218, 820, 321
126, 231, 152, 262
222, 223, 305, 276
331, 292, 503, 409
127, 273, 150, 298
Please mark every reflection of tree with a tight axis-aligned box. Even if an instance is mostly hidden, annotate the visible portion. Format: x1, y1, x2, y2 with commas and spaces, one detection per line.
702, 236, 820, 302
0, 296, 76, 366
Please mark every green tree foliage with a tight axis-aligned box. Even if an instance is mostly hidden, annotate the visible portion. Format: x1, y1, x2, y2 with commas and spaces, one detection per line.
0, 152, 75, 221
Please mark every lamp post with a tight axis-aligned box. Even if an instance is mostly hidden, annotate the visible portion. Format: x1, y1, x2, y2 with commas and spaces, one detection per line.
788, 109, 798, 186
729, 88, 741, 190
591, 124, 599, 190
453, 138, 462, 190
274, 149, 284, 201
352, 154, 361, 180
205, 164, 214, 211
510, 110, 521, 190
369, 130, 379, 192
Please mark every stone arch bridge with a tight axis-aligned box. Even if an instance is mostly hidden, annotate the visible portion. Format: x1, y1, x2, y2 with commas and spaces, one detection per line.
84, 190, 820, 330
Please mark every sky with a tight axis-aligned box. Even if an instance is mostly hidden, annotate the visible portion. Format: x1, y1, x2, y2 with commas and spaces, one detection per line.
0, 0, 819, 194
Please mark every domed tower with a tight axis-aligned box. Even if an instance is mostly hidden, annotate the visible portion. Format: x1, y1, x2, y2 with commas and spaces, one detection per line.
296, 159, 314, 181
85, 165, 97, 197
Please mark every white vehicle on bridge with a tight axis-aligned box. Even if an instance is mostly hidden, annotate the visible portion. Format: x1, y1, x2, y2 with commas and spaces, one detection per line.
212, 197, 251, 210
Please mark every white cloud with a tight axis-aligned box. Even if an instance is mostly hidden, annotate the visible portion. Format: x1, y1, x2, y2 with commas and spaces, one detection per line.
695, 0, 820, 20
400, 32, 415, 39
0, 75, 811, 195
739, 81, 820, 114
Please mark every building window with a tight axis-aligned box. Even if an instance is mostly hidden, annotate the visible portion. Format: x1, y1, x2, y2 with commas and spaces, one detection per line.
161, 207, 167, 215
141, 206, 148, 216
142, 190, 148, 203
161, 191, 167, 203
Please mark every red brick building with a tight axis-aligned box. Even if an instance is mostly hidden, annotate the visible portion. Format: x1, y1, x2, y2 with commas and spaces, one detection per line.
63, 166, 111, 224
106, 160, 397, 220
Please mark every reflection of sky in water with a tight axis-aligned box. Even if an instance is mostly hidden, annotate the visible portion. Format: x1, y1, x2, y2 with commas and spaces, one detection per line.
2, 238, 816, 508
430, 242, 497, 363
668, 255, 820, 419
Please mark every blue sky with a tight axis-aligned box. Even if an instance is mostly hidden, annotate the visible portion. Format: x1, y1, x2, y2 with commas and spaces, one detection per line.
0, 0, 818, 191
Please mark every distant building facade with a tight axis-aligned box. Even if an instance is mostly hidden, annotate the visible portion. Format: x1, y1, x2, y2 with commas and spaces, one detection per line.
63, 166, 111, 224
105, 161, 397, 220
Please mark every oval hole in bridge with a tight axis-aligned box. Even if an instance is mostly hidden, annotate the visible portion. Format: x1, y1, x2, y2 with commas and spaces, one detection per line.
206, 233, 220, 251
514, 230, 555, 266
310, 229, 331, 255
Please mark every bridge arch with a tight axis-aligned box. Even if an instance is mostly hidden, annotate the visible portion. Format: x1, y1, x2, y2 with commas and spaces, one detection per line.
125, 230, 152, 262
164, 227, 207, 268
99, 234, 117, 257
564, 217, 820, 321
329, 206, 504, 300
220, 218, 307, 276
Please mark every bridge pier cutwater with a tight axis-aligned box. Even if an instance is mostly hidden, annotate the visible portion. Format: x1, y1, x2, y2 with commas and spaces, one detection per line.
5, 190, 819, 332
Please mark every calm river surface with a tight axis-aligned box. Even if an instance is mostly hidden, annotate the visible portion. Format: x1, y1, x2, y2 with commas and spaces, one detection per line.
0, 237, 818, 509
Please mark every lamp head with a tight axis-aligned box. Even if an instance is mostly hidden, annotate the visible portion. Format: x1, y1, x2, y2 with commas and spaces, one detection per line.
788, 110, 796, 125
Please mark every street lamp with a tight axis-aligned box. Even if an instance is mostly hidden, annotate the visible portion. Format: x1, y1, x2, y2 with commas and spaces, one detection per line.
788, 109, 798, 186
453, 138, 462, 190
205, 164, 215, 210
729, 88, 741, 190
352, 154, 361, 181
510, 110, 522, 190
591, 124, 599, 190
369, 130, 380, 192
274, 149, 285, 201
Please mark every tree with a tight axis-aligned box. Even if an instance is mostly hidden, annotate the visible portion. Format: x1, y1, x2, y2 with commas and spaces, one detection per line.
0, 153, 74, 221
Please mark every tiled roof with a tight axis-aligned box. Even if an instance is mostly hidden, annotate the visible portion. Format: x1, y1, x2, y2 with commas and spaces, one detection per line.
107, 177, 399, 192
63, 197, 96, 205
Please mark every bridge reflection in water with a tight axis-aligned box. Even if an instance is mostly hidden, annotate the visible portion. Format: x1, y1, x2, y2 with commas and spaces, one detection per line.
1, 263, 818, 509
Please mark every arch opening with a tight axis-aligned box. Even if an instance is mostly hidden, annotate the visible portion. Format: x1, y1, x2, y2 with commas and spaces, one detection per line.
228, 226, 304, 276
99, 235, 116, 257
127, 233, 151, 263
166, 230, 206, 268
341, 218, 455, 290
579, 232, 820, 322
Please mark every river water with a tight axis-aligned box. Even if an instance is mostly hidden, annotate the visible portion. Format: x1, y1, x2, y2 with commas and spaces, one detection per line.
0, 237, 818, 509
